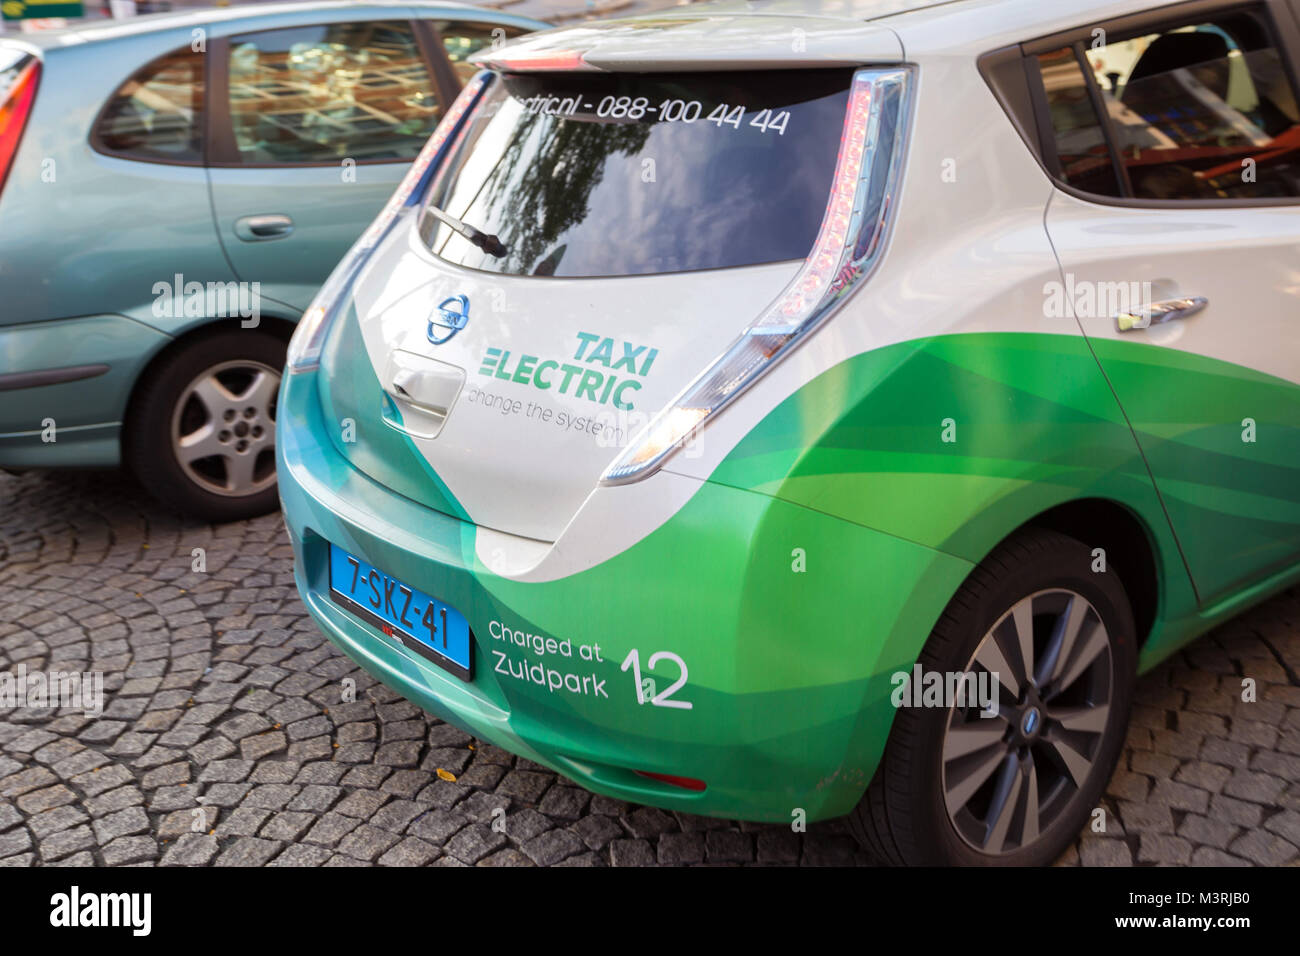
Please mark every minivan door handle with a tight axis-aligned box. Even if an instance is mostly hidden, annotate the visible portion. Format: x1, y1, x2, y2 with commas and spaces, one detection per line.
234, 214, 294, 241
1115, 296, 1207, 333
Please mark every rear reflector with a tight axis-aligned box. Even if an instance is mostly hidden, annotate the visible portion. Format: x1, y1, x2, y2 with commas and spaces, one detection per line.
635, 771, 707, 792
0, 58, 39, 198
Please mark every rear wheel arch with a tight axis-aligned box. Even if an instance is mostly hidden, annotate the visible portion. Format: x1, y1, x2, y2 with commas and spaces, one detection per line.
120, 315, 296, 520
1018, 498, 1161, 650
122, 314, 296, 444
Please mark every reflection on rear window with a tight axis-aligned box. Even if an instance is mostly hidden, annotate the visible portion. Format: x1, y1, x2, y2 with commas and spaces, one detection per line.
421, 70, 853, 277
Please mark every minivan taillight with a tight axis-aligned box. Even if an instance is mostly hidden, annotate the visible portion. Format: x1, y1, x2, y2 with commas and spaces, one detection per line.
0, 56, 40, 198
602, 66, 913, 484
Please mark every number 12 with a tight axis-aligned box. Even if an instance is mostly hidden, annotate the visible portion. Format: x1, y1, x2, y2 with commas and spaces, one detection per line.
620, 649, 692, 709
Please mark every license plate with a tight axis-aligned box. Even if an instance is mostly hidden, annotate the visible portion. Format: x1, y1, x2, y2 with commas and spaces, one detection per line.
328, 543, 473, 681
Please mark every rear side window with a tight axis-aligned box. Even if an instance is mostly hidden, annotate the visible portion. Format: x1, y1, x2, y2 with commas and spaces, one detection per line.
1037, 47, 1123, 196
225, 20, 441, 164
95, 47, 205, 163
421, 70, 853, 277
1034, 8, 1300, 200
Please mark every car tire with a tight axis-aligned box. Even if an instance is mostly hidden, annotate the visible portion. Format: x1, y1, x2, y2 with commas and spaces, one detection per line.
849, 527, 1137, 865
125, 326, 285, 522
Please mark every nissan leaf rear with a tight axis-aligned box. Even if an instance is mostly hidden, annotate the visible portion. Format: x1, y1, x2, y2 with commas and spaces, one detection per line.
277, 14, 923, 825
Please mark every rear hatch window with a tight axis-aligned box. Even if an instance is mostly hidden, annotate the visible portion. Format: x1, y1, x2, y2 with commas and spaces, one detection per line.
420, 70, 853, 277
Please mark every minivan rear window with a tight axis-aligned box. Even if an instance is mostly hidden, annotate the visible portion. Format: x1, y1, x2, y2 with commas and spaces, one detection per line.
420, 70, 853, 277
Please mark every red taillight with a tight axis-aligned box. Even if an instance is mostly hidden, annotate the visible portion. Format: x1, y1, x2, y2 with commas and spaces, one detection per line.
635, 771, 707, 792
0, 58, 40, 197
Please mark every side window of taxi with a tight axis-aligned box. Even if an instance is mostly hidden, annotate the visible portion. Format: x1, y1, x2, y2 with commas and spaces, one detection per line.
1035, 8, 1300, 200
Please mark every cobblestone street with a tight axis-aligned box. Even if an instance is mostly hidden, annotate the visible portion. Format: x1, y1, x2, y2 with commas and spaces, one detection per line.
1, 469, 1298, 867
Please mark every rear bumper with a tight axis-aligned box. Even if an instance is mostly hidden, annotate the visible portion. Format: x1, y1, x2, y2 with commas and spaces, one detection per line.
276, 368, 973, 822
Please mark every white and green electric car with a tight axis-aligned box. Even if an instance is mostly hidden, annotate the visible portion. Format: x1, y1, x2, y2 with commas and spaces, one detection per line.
277, 0, 1300, 865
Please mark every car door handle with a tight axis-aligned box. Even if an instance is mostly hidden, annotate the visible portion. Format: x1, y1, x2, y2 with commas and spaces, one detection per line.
234, 214, 294, 241
1115, 296, 1207, 333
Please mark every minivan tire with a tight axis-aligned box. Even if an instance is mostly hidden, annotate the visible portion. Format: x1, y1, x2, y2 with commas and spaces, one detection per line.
125, 327, 285, 522
849, 528, 1138, 866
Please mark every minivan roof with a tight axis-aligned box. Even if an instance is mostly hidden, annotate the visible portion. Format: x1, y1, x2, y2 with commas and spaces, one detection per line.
1, 0, 516, 50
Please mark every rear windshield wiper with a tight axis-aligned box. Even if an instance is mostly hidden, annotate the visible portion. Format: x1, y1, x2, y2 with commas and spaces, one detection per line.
424, 203, 508, 258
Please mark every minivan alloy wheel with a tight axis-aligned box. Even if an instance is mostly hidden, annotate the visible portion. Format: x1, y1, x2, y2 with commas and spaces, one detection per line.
941, 588, 1114, 856
170, 359, 279, 498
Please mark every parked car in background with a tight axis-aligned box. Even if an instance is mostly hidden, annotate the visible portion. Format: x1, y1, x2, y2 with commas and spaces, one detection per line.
0, 1, 544, 520
277, 0, 1300, 865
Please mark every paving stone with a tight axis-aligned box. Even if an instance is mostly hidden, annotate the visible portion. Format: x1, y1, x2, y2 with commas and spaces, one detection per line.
609, 838, 655, 867
92, 806, 150, 844
198, 760, 254, 784
28, 805, 88, 839
1079, 838, 1133, 867
623, 806, 676, 839
1177, 814, 1239, 850
1137, 834, 1193, 865
1189, 847, 1252, 866
338, 825, 402, 861
268, 844, 332, 867
1228, 828, 1298, 865
1223, 769, 1287, 805
0, 829, 33, 856
444, 824, 506, 864
335, 789, 390, 818
215, 808, 272, 838
496, 770, 552, 804
538, 785, 591, 821
303, 813, 361, 848
70, 763, 133, 796
658, 831, 706, 865
1174, 761, 1233, 793
101, 835, 159, 866
1149, 779, 1211, 813
705, 829, 753, 863
259, 811, 316, 842
408, 809, 470, 844
216, 837, 284, 867
1211, 793, 1265, 828
240, 732, 287, 761
378, 837, 439, 867
16, 785, 76, 814
38, 825, 96, 862
1264, 809, 1300, 847
287, 784, 342, 813
754, 827, 800, 863
521, 828, 584, 866
160, 833, 220, 866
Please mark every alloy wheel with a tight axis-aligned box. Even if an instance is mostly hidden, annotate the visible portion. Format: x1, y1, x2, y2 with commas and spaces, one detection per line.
170, 359, 280, 498
940, 588, 1115, 855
